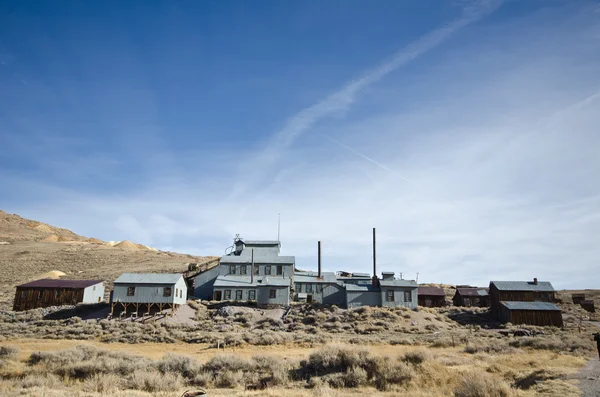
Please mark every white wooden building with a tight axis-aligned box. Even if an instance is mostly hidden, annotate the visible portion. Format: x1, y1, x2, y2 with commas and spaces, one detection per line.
111, 273, 187, 315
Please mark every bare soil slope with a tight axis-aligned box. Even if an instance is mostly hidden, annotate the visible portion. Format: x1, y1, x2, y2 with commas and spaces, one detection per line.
0, 210, 217, 310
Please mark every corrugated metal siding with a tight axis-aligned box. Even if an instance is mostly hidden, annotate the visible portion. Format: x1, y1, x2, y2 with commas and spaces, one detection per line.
219, 263, 293, 278
257, 286, 289, 306
346, 290, 381, 308
381, 287, 418, 309
82, 283, 105, 304
212, 286, 258, 302
192, 267, 219, 299
113, 279, 186, 305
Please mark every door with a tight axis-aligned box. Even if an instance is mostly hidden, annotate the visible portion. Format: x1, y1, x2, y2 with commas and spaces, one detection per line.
425, 299, 432, 307
214, 291, 222, 301
307, 295, 313, 303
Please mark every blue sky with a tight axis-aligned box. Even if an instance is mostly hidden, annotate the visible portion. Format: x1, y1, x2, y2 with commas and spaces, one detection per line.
1, 0, 600, 288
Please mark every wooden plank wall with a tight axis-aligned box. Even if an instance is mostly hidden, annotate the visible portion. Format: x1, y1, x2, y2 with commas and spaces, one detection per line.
13, 287, 85, 311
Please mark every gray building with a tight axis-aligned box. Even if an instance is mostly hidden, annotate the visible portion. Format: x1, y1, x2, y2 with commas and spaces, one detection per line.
344, 272, 417, 309
293, 271, 345, 306
112, 273, 187, 315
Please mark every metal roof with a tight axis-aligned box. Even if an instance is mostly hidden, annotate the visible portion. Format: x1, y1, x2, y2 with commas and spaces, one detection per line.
418, 286, 446, 296
113, 273, 183, 285
294, 272, 338, 283
490, 281, 555, 292
243, 240, 280, 246
500, 301, 561, 311
213, 275, 290, 288
345, 284, 380, 292
219, 255, 295, 264
16, 279, 103, 289
380, 279, 418, 288
456, 288, 489, 297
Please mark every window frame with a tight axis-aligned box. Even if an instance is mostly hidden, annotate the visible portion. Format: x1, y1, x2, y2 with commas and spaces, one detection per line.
404, 290, 412, 302
224, 290, 231, 300
127, 286, 135, 296
235, 290, 243, 300
276, 265, 283, 275
386, 290, 395, 302
254, 265, 260, 275
230, 265, 236, 275
249, 290, 256, 300
306, 284, 313, 293
164, 287, 172, 297
241, 265, 247, 275
265, 265, 271, 275
269, 289, 277, 299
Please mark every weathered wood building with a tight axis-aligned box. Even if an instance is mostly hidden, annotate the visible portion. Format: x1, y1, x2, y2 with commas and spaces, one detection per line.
417, 286, 446, 307
453, 288, 490, 307
13, 279, 104, 311
571, 293, 586, 304
111, 273, 186, 315
499, 301, 563, 327
581, 300, 595, 313
489, 279, 556, 318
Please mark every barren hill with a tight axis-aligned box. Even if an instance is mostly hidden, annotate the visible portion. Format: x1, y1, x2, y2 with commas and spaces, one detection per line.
0, 210, 218, 310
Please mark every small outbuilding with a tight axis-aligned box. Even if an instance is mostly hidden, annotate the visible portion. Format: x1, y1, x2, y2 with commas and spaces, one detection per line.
111, 273, 187, 316
581, 300, 595, 313
13, 279, 104, 311
453, 288, 490, 307
499, 301, 563, 327
571, 293, 586, 305
417, 286, 446, 307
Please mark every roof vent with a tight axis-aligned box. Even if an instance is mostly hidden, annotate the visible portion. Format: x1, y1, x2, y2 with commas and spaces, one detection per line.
533, 277, 538, 285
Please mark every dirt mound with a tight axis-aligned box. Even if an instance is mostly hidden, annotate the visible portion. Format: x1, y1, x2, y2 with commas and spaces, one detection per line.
87, 238, 104, 244
41, 234, 59, 242
114, 240, 140, 250
33, 224, 53, 233
39, 270, 66, 279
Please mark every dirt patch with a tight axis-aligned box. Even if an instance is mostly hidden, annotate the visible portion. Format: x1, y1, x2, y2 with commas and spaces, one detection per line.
114, 240, 139, 250
41, 234, 59, 242
33, 224, 53, 234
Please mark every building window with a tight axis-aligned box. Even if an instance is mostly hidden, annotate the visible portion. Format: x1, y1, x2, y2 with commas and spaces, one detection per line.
164, 287, 172, 297
236, 290, 243, 300
295, 283, 301, 293
317, 284, 323, 293
21, 290, 27, 299
224, 290, 231, 300
241, 265, 247, 275
93, 286, 96, 291
230, 265, 236, 275
265, 265, 271, 275
54, 290, 60, 299
276, 265, 283, 275
38, 291, 43, 301
127, 286, 135, 296
404, 290, 412, 302
254, 265, 260, 275
269, 289, 277, 299
386, 290, 395, 302
306, 284, 313, 293
249, 290, 256, 300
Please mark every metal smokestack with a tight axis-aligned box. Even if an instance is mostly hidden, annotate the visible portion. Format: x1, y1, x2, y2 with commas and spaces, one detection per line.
318, 241, 322, 278
372, 227, 377, 285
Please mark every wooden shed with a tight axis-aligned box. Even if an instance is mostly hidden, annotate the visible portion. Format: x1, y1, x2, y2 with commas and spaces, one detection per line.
499, 301, 563, 327
453, 288, 490, 307
111, 273, 187, 316
489, 279, 556, 318
13, 279, 104, 311
580, 300, 595, 313
418, 286, 446, 307
571, 293, 586, 304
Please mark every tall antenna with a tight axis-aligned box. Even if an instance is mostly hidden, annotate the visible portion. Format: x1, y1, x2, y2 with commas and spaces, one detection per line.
277, 213, 281, 242
416, 272, 419, 284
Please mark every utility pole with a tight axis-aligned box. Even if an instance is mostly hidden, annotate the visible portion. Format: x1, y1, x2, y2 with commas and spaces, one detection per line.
416, 272, 419, 283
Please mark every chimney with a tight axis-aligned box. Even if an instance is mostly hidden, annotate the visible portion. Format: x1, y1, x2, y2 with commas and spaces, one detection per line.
318, 241, 322, 279
372, 227, 378, 286
533, 277, 538, 285
251, 249, 254, 284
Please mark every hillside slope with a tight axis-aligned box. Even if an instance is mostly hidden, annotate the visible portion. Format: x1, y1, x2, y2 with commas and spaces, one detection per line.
0, 210, 218, 310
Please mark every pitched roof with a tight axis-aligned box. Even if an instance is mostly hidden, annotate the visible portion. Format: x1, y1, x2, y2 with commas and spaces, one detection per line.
16, 279, 103, 289
456, 288, 489, 297
490, 281, 555, 292
114, 273, 183, 285
418, 286, 446, 296
219, 255, 295, 264
381, 279, 418, 288
500, 301, 561, 311
243, 240, 280, 246
213, 275, 290, 288
294, 272, 337, 284
345, 284, 380, 292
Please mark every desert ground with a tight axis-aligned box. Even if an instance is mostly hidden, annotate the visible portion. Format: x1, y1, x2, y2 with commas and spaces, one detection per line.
1, 210, 599, 396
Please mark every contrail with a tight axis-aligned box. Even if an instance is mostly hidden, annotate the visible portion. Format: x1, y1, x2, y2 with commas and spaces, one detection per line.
230, 0, 502, 198
321, 134, 420, 187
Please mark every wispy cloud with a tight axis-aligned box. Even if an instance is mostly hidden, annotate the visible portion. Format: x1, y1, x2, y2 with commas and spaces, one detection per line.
230, 0, 502, 198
